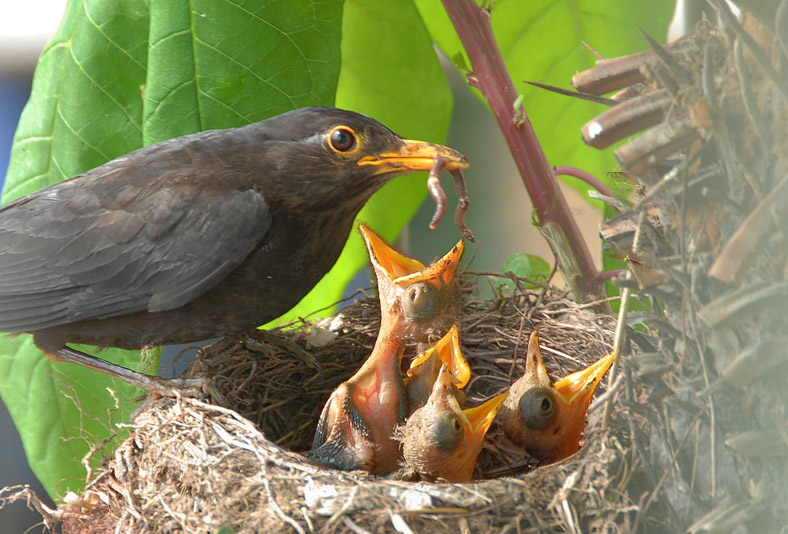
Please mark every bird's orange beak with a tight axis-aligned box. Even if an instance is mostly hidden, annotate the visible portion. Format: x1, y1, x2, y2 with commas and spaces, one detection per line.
407, 325, 470, 388
405, 325, 471, 414
359, 223, 427, 279
549, 345, 616, 461
552, 349, 617, 406
359, 223, 463, 287
460, 391, 509, 447
359, 224, 463, 344
357, 139, 469, 176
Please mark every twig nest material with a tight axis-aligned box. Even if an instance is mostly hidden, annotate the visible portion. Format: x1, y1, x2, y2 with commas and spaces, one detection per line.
51, 276, 631, 533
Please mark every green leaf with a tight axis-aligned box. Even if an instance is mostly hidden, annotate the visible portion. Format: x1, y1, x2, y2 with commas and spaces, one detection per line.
143, 1, 341, 143
0, 337, 149, 500
1, 0, 344, 501
501, 252, 551, 290
415, 0, 673, 206
1, 1, 149, 203
265, 0, 454, 327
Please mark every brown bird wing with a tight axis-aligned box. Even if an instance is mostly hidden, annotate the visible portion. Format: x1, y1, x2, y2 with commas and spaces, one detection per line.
0, 141, 271, 332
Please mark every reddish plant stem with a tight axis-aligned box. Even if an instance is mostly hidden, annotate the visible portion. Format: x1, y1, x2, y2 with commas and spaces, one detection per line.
441, 0, 602, 299
595, 269, 625, 281
553, 165, 615, 198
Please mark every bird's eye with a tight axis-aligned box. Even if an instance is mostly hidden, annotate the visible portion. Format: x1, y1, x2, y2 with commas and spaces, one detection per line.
402, 282, 439, 321
328, 126, 358, 153
518, 387, 557, 430
430, 413, 464, 451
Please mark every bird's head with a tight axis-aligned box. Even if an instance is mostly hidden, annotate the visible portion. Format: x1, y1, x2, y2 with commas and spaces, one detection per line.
500, 330, 616, 463
252, 107, 468, 211
400, 363, 508, 483
359, 223, 464, 344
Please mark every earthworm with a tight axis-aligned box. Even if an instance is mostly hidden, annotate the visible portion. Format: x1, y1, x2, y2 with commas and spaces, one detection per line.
426, 157, 475, 241
427, 156, 448, 230
450, 168, 474, 242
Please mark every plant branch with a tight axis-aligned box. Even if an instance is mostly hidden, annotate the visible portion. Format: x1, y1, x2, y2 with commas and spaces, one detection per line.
554, 165, 615, 197
441, 0, 602, 300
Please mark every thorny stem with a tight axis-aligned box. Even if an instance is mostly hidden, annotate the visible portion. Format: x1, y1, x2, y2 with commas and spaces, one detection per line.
441, 0, 602, 300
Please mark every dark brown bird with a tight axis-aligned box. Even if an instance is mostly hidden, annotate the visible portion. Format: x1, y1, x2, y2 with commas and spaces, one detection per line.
307, 224, 463, 475
0, 107, 468, 395
498, 331, 616, 464
400, 363, 507, 483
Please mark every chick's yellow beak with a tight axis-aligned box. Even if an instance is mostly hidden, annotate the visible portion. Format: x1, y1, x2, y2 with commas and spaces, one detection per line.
408, 325, 471, 388
359, 224, 464, 286
553, 351, 617, 405
359, 223, 425, 279
463, 392, 509, 438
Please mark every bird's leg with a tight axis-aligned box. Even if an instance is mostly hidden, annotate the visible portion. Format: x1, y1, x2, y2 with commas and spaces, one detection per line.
48, 346, 207, 398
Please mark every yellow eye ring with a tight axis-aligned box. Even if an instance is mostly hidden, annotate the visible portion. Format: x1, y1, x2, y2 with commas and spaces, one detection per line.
327, 126, 361, 155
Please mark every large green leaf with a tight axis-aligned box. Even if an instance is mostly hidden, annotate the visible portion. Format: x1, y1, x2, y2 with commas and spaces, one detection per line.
1, 0, 344, 501
1, 1, 149, 202
265, 0, 453, 327
414, 0, 673, 203
143, 1, 341, 143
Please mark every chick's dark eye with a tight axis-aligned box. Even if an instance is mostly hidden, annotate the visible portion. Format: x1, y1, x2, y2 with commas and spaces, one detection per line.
452, 418, 462, 432
329, 127, 357, 152
402, 282, 439, 321
429, 413, 464, 451
518, 387, 557, 430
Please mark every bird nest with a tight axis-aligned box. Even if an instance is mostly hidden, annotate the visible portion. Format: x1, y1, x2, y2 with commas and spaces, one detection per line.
27, 274, 642, 534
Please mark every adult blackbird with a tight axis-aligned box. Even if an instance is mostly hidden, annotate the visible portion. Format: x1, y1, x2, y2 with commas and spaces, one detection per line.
400, 363, 507, 483
307, 224, 463, 475
0, 107, 468, 395
498, 331, 616, 464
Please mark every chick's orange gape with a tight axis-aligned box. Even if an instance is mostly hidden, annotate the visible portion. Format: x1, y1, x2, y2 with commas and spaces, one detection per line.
404, 325, 470, 414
